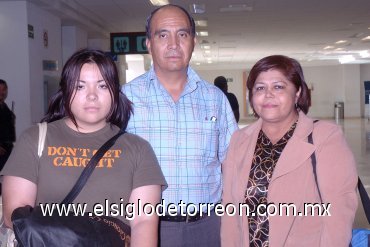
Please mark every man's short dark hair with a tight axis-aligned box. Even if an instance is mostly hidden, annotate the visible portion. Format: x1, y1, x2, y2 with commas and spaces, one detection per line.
214, 76, 228, 90
0, 79, 8, 88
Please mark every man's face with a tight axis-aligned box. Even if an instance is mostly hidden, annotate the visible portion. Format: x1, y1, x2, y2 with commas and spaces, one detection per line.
146, 6, 196, 75
0, 84, 8, 103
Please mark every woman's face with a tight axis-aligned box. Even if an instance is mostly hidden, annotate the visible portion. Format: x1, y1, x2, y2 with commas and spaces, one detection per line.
66, 63, 112, 133
252, 69, 300, 124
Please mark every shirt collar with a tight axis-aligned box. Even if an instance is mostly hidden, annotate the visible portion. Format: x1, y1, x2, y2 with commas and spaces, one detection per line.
148, 66, 201, 95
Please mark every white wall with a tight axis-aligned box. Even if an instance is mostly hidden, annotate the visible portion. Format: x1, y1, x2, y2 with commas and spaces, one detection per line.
27, 2, 62, 123
0, 1, 31, 137
294, 64, 362, 118
88, 38, 110, 51
126, 60, 146, 82
304, 65, 345, 118
0, 1, 62, 137
62, 26, 88, 66
342, 65, 361, 118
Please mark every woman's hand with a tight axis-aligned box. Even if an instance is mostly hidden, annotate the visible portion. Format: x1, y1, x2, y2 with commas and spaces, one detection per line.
2, 176, 37, 229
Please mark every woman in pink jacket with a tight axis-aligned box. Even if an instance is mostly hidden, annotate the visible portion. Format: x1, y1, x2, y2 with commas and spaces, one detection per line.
221, 55, 358, 247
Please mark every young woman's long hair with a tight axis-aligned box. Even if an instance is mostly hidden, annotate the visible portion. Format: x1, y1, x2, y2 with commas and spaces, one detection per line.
42, 49, 132, 130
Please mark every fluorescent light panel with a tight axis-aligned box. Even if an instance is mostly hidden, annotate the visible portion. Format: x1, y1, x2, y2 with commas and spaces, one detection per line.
339, 55, 355, 64
323, 46, 334, 49
195, 20, 208, 27
360, 50, 370, 58
149, 0, 169, 6
196, 31, 208, 36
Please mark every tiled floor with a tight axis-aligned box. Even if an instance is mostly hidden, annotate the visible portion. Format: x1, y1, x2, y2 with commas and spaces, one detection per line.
239, 117, 370, 228
0, 117, 369, 229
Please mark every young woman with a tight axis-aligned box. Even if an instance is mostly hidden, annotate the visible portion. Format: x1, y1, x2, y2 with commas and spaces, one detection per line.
2, 49, 167, 246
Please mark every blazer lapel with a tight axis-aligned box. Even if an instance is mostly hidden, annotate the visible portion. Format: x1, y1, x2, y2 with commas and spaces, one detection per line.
235, 120, 262, 201
270, 112, 316, 183
270, 137, 315, 183
232, 120, 262, 241
268, 112, 317, 246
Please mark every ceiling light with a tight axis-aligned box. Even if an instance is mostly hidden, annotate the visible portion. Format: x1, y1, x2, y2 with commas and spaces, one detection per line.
196, 31, 208, 37
207, 61, 213, 64
339, 55, 355, 64
335, 48, 344, 51
360, 50, 370, 58
323, 46, 334, 50
204, 50, 211, 54
362, 36, 370, 41
149, 0, 169, 6
335, 40, 347, 44
190, 4, 205, 14
196, 62, 201, 65
201, 45, 210, 49
195, 20, 208, 27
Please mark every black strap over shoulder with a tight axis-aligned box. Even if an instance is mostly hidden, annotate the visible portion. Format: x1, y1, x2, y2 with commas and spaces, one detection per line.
62, 130, 126, 204
309, 120, 370, 224
358, 177, 370, 223
307, 120, 322, 203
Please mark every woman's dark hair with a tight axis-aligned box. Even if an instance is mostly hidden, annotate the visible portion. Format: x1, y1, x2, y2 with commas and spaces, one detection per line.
246, 55, 311, 117
145, 4, 196, 39
42, 48, 132, 130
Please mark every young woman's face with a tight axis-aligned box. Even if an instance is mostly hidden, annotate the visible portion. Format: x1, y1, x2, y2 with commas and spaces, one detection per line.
66, 63, 112, 133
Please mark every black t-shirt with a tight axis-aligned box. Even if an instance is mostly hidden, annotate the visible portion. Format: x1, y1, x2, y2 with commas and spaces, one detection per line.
0, 103, 15, 144
226, 92, 239, 111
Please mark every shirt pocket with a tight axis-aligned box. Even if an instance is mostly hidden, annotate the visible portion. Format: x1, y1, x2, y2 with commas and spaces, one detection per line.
196, 120, 219, 158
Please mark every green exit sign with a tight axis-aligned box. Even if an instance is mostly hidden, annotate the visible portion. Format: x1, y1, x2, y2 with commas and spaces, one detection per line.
110, 32, 148, 55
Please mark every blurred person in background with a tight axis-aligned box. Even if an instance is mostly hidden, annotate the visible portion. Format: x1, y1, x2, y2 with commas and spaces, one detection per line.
214, 76, 240, 123
0, 79, 16, 195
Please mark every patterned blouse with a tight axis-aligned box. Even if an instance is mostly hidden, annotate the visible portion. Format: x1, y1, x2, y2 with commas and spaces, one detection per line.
245, 122, 297, 247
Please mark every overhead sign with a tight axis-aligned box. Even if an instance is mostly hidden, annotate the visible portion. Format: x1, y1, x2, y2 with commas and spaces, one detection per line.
110, 32, 148, 55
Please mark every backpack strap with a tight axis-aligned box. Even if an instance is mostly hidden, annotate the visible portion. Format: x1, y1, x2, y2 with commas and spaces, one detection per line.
307, 120, 322, 203
61, 130, 125, 204
37, 122, 47, 157
309, 120, 370, 224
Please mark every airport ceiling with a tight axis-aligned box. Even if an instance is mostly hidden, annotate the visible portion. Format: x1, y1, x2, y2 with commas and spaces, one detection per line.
24, 0, 370, 69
